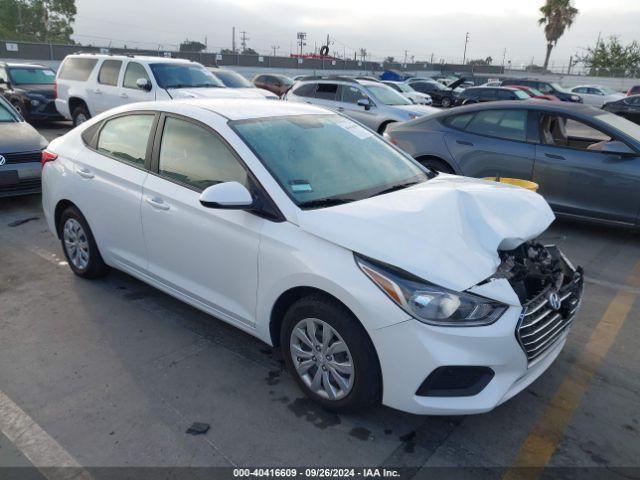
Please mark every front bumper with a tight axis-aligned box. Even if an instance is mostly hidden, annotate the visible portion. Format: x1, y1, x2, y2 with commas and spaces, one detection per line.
369, 248, 583, 415
0, 158, 41, 198
26, 99, 64, 121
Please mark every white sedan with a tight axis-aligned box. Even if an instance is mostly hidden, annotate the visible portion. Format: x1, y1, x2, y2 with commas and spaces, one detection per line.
570, 85, 625, 107
42, 99, 582, 414
381, 81, 433, 105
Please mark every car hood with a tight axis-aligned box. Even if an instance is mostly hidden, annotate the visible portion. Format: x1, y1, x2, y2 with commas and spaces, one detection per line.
0, 121, 48, 153
605, 93, 625, 101
296, 175, 554, 292
166, 87, 268, 99
13, 84, 55, 99
393, 104, 440, 117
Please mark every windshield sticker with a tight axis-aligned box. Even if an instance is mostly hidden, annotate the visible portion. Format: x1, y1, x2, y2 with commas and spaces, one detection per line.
289, 180, 313, 193
335, 118, 373, 140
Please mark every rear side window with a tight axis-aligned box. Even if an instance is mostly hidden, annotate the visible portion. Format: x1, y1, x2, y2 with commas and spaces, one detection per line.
479, 89, 498, 101
97, 114, 155, 168
497, 89, 515, 100
159, 117, 248, 191
315, 83, 338, 100
97, 60, 122, 86
57, 58, 98, 81
292, 83, 316, 98
464, 110, 527, 142
443, 113, 474, 130
123, 62, 150, 89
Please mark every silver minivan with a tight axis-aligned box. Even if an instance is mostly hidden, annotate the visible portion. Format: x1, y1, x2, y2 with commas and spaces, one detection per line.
285, 77, 439, 133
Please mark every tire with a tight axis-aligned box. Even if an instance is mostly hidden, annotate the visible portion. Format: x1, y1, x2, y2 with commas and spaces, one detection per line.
71, 105, 91, 127
280, 295, 381, 413
59, 206, 109, 279
378, 121, 394, 135
418, 157, 454, 174
441, 97, 452, 108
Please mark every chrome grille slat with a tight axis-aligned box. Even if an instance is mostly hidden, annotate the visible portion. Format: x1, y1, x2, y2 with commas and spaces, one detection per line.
521, 308, 553, 329
521, 313, 562, 339
528, 317, 576, 361
523, 315, 565, 347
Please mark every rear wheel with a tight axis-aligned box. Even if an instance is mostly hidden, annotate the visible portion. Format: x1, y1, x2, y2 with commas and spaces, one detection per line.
59, 206, 109, 278
441, 97, 452, 108
281, 295, 381, 412
378, 121, 395, 134
71, 105, 91, 127
417, 157, 454, 174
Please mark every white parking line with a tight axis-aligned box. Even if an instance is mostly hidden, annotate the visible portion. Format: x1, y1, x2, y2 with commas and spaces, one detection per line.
0, 389, 91, 480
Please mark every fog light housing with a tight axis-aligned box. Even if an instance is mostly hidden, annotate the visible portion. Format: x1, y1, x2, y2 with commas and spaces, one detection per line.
416, 366, 494, 397
30, 99, 41, 106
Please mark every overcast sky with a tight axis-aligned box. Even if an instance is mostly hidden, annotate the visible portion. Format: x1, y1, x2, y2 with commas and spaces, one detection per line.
72, 0, 640, 67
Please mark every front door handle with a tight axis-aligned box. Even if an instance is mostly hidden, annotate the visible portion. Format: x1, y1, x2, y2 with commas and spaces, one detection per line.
77, 167, 94, 179
545, 153, 566, 160
456, 140, 474, 146
145, 196, 170, 211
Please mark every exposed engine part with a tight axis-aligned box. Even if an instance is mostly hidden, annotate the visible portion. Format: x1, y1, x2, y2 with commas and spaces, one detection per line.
492, 242, 570, 303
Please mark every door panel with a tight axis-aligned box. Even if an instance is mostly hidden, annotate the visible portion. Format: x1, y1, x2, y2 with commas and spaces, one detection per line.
534, 145, 640, 224
141, 175, 262, 326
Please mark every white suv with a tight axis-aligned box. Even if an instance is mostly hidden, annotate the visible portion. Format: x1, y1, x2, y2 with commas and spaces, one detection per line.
55, 54, 271, 126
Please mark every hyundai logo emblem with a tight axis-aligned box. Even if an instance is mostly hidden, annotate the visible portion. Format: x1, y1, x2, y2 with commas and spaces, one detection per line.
0, 155, 5, 166
548, 291, 562, 311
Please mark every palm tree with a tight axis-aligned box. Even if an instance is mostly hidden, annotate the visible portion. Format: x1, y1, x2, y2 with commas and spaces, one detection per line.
538, 0, 579, 71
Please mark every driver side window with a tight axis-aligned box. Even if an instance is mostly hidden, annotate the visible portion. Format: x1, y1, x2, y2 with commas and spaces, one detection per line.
539, 114, 611, 151
123, 62, 150, 89
340, 85, 367, 104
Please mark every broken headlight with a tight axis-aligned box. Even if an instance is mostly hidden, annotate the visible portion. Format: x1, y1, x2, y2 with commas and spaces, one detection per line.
355, 254, 507, 327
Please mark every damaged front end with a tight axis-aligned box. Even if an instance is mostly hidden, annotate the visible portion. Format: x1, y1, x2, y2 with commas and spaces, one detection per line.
494, 242, 584, 365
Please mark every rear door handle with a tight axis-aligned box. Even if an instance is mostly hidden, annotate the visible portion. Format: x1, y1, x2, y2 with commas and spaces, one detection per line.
456, 140, 474, 146
145, 196, 170, 211
545, 153, 565, 160
77, 167, 94, 179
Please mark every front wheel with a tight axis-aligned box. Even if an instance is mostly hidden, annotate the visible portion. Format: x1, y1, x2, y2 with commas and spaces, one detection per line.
441, 97, 452, 108
281, 295, 381, 412
71, 105, 91, 127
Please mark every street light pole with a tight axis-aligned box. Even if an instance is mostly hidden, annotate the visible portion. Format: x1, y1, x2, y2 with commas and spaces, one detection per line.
463, 32, 470, 64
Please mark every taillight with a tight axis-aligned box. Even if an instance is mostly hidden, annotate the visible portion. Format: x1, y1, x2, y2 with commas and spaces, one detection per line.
53, 81, 57, 99
41, 150, 58, 167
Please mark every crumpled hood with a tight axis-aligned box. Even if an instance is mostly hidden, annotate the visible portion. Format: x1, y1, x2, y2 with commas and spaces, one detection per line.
297, 175, 555, 292
393, 104, 440, 117
166, 87, 267, 99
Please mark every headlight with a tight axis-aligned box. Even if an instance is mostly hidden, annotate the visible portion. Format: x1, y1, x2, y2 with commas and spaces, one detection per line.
30, 99, 41, 106
408, 113, 419, 119
571, 95, 580, 101
355, 254, 507, 326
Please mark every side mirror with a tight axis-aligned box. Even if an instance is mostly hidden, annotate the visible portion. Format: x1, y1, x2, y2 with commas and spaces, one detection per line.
601, 140, 636, 156
136, 78, 152, 91
199, 181, 253, 209
357, 98, 371, 110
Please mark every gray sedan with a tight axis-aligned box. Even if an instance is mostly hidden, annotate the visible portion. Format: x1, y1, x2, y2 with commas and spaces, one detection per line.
385, 101, 640, 227
0, 96, 48, 197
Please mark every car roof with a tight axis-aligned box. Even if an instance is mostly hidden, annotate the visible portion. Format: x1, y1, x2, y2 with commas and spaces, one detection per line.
1, 62, 50, 69
419, 100, 601, 120
120, 98, 330, 121
65, 53, 197, 64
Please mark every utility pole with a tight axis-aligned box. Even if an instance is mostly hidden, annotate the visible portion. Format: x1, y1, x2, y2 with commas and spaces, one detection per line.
240, 30, 249, 53
501, 48, 507, 69
296, 32, 307, 56
403, 50, 409, 64
359, 48, 367, 63
271, 45, 280, 56
462, 32, 470, 64
430, 53, 434, 64
232, 27, 236, 53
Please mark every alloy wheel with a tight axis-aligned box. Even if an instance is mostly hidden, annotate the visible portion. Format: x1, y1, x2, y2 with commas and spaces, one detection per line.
63, 218, 90, 270
289, 318, 355, 400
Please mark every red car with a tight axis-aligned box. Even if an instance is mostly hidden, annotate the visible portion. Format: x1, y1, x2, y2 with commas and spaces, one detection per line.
510, 85, 560, 102
627, 85, 640, 96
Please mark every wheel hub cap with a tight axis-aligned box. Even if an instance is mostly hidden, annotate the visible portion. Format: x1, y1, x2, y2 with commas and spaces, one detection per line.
63, 218, 90, 270
290, 318, 354, 400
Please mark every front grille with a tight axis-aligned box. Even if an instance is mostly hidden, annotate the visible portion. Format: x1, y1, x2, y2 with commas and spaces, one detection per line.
516, 267, 583, 365
1, 151, 42, 164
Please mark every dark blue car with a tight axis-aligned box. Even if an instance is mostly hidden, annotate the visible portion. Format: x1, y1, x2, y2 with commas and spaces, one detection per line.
386, 101, 640, 227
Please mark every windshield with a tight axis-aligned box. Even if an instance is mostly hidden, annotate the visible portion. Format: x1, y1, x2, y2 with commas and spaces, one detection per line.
526, 88, 543, 96
0, 98, 18, 122
599, 86, 618, 95
275, 75, 293, 86
212, 69, 253, 88
595, 111, 640, 140
8, 67, 55, 85
514, 90, 531, 99
364, 84, 412, 105
150, 63, 224, 89
394, 83, 414, 93
232, 114, 429, 207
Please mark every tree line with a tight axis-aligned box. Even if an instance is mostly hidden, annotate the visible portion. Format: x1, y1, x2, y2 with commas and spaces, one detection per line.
0, 0, 76, 44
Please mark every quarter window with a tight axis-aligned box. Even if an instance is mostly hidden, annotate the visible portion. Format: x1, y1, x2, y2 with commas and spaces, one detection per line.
464, 110, 527, 142
57, 58, 98, 81
123, 62, 150, 89
159, 117, 248, 191
97, 60, 122, 86
443, 113, 474, 130
97, 114, 154, 167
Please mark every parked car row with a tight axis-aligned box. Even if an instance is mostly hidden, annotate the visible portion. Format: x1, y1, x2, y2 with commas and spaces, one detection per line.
0, 62, 62, 121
